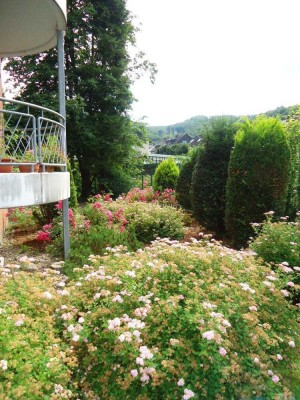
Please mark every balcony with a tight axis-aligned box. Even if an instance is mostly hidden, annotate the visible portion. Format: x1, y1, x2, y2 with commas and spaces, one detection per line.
0, 97, 70, 208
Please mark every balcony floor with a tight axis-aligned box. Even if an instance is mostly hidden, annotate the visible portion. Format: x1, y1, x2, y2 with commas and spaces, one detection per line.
0, 172, 70, 208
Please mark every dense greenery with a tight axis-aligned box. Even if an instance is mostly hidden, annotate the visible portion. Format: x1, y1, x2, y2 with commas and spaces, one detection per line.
1, 234, 299, 399
5, 0, 155, 199
250, 213, 300, 303
176, 148, 199, 210
155, 143, 189, 155
153, 158, 179, 191
285, 111, 300, 217
149, 115, 209, 143
191, 117, 237, 232
225, 117, 291, 248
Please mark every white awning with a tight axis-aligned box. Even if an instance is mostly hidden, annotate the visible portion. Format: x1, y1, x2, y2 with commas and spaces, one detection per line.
0, 0, 67, 57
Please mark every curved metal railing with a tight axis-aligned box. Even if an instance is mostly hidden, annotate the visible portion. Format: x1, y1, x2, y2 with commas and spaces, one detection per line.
0, 97, 66, 172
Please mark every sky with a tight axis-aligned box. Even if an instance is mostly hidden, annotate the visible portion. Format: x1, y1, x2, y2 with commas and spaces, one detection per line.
127, 0, 300, 126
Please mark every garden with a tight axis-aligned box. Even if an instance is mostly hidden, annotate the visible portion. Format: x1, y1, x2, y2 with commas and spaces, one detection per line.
0, 115, 300, 399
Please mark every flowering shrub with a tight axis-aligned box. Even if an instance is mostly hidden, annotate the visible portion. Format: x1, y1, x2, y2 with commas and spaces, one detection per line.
83, 195, 185, 244
123, 187, 178, 207
250, 212, 300, 302
63, 238, 299, 399
1, 237, 299, 398
7, 207, 37, 232
0, 264, 76, 399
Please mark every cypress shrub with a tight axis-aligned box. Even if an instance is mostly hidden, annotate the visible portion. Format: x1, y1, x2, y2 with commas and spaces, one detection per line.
176, 148, 199, 210
68, 159, 79, 209
285, 111, 300, 218
225, 116, 291, 248
190, 117, 237, 232
153, 157, 179, 191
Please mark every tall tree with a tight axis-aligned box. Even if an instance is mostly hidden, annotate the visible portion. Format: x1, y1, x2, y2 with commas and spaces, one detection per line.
5, 0, 156, 199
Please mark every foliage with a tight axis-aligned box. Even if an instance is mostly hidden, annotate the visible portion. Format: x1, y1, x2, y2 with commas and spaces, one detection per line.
84, 194, 185, 244
153, 158, 179, 191
67, 159, 78, 209
148, 115, 209, 143
285, 111, 300, 218
6, 207, 37, 232
176, 148, 199, 210
65, 225, 141, 275
0, 267, 76, 399
191, 117, 237, 232
5, 0, 156, 200
250, 212, 300, 301
225, 117, 291, 248
1, 201, 300, 399
123, 186, 178, 207
36, 193, 184, 259
119, 202, 184, 243
155, 143, 190, 155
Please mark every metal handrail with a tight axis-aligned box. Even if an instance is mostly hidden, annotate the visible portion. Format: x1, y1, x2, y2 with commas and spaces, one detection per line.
0, 97, 65, 122
0, 97, 66, 171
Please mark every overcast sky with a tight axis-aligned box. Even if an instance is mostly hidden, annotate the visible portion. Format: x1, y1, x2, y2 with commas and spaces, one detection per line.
127, 0, 300, 126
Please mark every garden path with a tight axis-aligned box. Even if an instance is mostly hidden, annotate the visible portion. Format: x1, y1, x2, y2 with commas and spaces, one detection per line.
0, 230, 63, 271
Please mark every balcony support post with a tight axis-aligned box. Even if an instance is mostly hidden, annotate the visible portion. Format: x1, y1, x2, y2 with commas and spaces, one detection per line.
58, 30, 70, 260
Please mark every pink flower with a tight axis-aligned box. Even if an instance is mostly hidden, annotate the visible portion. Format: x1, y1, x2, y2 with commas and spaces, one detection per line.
84, 220, 91, 230
55, 200, 63, 210
287, 281, 295, 287
272, 375, 280, 383
177, 378, 185, 386
202, 330, 215, 341
249, 306, 257, 312
131, 369, 138, 377
276, 354, 283, 360
219, 347, 227, 357
0, 360, 7, 370
183, 389, 195, 399
136, 357, 144, 366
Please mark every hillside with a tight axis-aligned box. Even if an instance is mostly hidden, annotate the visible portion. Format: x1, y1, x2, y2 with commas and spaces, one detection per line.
148, 105, 299, 144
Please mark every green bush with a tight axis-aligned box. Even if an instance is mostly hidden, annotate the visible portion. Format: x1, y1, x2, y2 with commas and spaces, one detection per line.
64, 225, 141, 276
123, 202, 185, 243
84, 198, 185, 244
225, 117, 291, 248
153, 157, 179, 191
176, 148, 199, 210
250, 213, 300, 301
0, 270, 75, 399
285, 111, 300, 218
191, 117, 237, 232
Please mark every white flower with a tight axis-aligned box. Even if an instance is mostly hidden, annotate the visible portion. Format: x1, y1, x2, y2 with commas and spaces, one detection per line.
15, 319, 24, 326
202, 330, 215, 341
72, 334, 80, 342
136, 357, 144, 366
43, 291, 53, 299
288, 340, 295, 348
78, 317, 85, 324
183, 388, 195, 399
249, 306, 257, 312
177, 378, 185, 386
219, 347, 227, 356
276, 354, 283, 360
112, 294, 123, 303
0, 360, 7, 370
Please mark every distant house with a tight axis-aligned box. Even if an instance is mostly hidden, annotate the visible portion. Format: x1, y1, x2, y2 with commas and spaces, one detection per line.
190, 136, 202, 146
